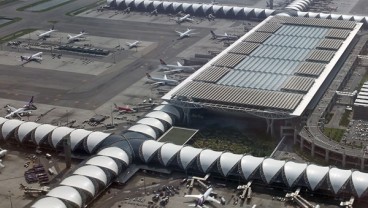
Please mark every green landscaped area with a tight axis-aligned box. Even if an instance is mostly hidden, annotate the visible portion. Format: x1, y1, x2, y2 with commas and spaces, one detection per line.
0, 17, 21, 29
17, 0, 75, 12
66, 0, 105, 16
188, 125, 276, 156
158, 127, 198, 145
0, 28, 37, 44
323, 127, 345, 143
339, 110, 351, 127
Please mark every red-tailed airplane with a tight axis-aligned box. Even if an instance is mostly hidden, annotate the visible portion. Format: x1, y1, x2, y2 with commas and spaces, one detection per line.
113, 103, 137, 113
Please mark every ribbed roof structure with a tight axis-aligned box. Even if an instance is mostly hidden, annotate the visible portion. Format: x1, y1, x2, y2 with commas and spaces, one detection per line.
69, 129, 92, 150
86, 156, 119, 174
128, 124, 156, 139
145, 111, 173, 125
164, 16, 362, 119
17, 122, 41, 142
107, 0, 368, 26
51, 127, 74, 148
97, 147, 130, 165
74, 165, 108, 185
60, 175, 96, 196
1, 119, 24, 140
31, 197, 67, 208
47, 186, 82, 207
136, 118, 165, 132
85, 132, 111, 153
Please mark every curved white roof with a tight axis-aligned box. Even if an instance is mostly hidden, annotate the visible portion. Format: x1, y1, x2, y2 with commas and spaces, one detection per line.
60, 175, 95, 196
47, 186, 82, 207
180, 146, 202, 169
351, 171, 368, 197
85, 132, 111, 153
34, 124, 57, 145
116, 0, 124, 6
98, 147, 130, 165
191, 3, 201, 13
51, 127, 75, 148
0, 117, 8, 125
342, 15, 353, 21
353, 15, 365, 22
172, 2, 181, 10
262, 158, 285, 183
201, 4, 211, 13
154, 105, 180, 120
264, 9, 274, 17
74, 165, 107, 185
137, 118, 165, 132
243, 7, 253, 16
199, 149, 222, 173
240, 155, 264, 180
253, 8, 264, 17
17, 122, 41, 142
31, 197, 67, 208
124, 0, 134, 6
220, 153, 242, 176
143, 0, 152, 8
330, 14, 341, 19
319, 13, 330, 19
160, 143, 182, 166
134, 0, 144, 7
70, 129, 92, 150
306, 164, 329, 190
222, 6, 232, 15
128, 124, 156, 139
284, 161, 307, 187
1, 119, 24, 140
141, 140, 163, 162
232, 6, 243, 16
86, 156, 119, 174
162, 1, 172, 10
329, 168, 352, 194
182, 3, 191, 11
145, 111, 173, 125
212, 5, 222, 14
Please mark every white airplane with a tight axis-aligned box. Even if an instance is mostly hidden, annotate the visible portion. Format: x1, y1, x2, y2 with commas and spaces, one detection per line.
145, 73, 179, 86
176, 28, 198, 39
38, 26, 56, 39
20, 52, 43, 64
126, 41, 141, 49
159, 59, 196, 73
5, 96, 36, 119
184, 187, 221, 208
67, 31, 87, 42
0, 148, 7, 158
174, 14, 194, 24
210, 30, 239, 41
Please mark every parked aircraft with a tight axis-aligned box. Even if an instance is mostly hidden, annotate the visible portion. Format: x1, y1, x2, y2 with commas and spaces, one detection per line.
38, 26, 56, 40
176, 28, 197, 39
146, 73, 179, 86
210, 30, 239, 41
174, 14, 194, 24
159, 59, 196, 73
20, 52, 43, 64
184, 187, 221, 207
5, 96, 36, 119
113, 103, 137, 113
0, 148, 7, 158
126, 41, 141, 49
67, 31, 87, 42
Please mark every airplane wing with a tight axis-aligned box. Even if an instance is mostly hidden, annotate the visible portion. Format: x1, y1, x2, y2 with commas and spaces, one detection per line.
150, 82, 164, 86
164, 69, 182, 74
206, 196, 221, 204
187, 33, 198, 36
6, 105, 17, 112
175, 31, 182, 35
177, 62, 182, 66
187, 18, 194, 22
184, 195, 201, 199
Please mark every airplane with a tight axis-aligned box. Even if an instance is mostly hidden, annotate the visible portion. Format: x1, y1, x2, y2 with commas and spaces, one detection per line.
176, 28, 198, 39
0, 148, 7, 158
210, 30, 239, 41
145, 73, 179, 86
38, 26, 56, 40
5, 96, 36, 119
159, 59, 197, 73
184, 187, 221, 208
20, 52, 43, 64
67, 31, 87, 42
113, 103, 137, 113
173, 14, 194, 24
126, 41, 141, 49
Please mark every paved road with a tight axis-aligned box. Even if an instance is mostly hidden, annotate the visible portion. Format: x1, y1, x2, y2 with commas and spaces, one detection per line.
0, 0, 208, 109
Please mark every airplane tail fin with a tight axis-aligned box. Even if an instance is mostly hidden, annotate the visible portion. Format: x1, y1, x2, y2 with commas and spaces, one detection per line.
28, 96, 34, 106
146, 73, 151, 78
160, 59, 167, 65
210, 30, 217, 38
20, 56, 25, 61
51, 25, 54, 30
113, 103, 118, 108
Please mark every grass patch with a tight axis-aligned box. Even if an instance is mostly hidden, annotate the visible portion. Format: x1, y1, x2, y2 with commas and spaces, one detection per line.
17, 0, 49, 11
0, 28, 37, 44
323, 127, 345, 143
66, 0, 105, 16
188, 124, 276, 156
339, 110, 351, 127
0, 17, 21, 29
158, 127, 197, 145
17, 0, 75, 12
0, 0, 17, 6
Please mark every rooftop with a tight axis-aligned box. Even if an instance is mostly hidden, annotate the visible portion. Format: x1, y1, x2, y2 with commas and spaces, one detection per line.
163, 16, 362, 118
